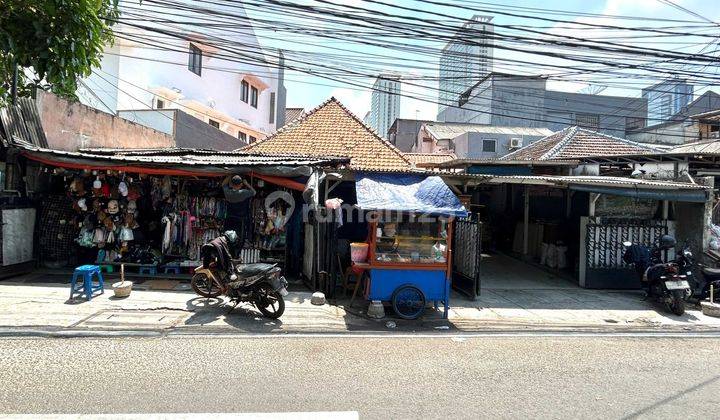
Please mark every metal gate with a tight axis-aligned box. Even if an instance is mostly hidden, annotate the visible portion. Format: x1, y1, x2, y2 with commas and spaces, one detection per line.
452, 217, 482, 299
302, 207, 338, 296
581, 217, 673, 289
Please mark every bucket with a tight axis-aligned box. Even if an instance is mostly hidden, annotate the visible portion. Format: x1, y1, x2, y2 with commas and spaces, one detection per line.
112, 281, 133, 298
112, 264, 132, 298
350, 242, 369, 263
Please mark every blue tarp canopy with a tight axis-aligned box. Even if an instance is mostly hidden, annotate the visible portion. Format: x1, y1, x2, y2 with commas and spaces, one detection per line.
355, 173, 468, 217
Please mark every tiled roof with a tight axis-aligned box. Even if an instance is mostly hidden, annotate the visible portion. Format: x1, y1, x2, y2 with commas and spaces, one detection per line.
243, 98, 412, 171
404, 152, 457, 166
284, 108, 305, 125
501, 126, 661, 161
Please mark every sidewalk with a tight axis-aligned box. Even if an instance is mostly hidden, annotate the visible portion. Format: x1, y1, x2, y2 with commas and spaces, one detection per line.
1, 279, 719, 336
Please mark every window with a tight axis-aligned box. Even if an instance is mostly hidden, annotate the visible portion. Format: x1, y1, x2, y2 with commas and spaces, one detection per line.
482, 139, 496, 153
625, 117, 645, 131
575, 113, 600, 130
208, 119, 220, 129
241, 80, 249, 103
250, 86, 258, 108
155, 99, 165, 109
238, 131, 247, 142
269, 92, 276, 124
249, 136, 257, 143
188, 43, 202, 76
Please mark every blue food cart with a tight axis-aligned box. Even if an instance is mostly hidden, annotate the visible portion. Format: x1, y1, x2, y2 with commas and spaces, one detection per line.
354, 173, 468, 319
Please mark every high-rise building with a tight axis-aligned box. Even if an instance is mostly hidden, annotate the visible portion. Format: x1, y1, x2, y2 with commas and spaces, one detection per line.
438, 15, 494, 120
367, 74, 401, 139
642, 79, 694, 125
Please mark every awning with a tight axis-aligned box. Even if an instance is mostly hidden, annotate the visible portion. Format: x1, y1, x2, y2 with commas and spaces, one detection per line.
569, 185, 709, 203
355, 173, 468, 217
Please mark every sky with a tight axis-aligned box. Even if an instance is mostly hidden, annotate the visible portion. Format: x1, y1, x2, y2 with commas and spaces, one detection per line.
245, 0, 720, 120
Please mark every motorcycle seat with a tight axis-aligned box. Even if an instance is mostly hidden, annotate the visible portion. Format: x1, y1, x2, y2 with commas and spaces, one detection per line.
236, 263, 278, 278
702, 266, 720, 279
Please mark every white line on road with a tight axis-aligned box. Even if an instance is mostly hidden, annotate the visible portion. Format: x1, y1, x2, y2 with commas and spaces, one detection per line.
0, 412, 360, 420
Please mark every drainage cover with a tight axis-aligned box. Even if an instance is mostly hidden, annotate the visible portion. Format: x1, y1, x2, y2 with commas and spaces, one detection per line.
75, 309, 188, 329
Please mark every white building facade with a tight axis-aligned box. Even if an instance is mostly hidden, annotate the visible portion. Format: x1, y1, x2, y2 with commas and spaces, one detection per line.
77, 0, 285, 145
438, 15, 494, 120
367, 74, 401, 139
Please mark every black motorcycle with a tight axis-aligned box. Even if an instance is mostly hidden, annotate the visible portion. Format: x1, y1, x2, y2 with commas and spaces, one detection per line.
623, 235, 691, 316
191, 232, 288, 319
676, 242, 720, 303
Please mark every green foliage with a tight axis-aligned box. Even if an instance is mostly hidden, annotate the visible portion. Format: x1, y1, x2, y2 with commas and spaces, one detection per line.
0, 0, 119, 104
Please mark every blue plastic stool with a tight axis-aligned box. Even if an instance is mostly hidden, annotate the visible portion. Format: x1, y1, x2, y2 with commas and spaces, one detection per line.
70, 265, 105, 301
139, 266, 157, 276
163, 266, 180, 274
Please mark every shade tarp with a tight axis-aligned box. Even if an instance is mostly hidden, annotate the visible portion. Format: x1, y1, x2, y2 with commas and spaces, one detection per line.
355, 173, 468, 217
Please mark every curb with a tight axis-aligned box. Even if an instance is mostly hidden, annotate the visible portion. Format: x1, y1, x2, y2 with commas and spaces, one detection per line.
3, 323, 720, 339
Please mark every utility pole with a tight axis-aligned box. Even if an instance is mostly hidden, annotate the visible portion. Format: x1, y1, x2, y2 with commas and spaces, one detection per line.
10, 56, 19, 104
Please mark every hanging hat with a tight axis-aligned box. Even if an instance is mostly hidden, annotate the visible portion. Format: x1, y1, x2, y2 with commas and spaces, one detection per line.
107, 200, 120, 215
93, 177, 102, 190
118, 181, 128, 197
77, 198, 87, 212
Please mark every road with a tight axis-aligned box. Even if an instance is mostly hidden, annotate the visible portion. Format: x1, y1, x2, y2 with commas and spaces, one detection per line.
0, 334, 719, 419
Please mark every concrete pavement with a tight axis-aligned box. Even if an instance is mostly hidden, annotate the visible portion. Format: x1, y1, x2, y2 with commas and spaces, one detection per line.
1, 335, 719, 418
1, 277, 720, 336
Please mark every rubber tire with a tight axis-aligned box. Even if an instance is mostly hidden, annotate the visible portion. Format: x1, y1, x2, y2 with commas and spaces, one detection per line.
256, 286, 285, 319
191, 272, 222, 298
392, 285, 426, 320
668, 290, 686, 316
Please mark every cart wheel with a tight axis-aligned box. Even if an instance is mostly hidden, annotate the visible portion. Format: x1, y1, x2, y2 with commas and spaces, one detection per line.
392, 285, 426, 320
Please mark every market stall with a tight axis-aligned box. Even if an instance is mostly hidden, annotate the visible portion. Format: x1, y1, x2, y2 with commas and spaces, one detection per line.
14, 144, 346, 278
353, 173, 467, 319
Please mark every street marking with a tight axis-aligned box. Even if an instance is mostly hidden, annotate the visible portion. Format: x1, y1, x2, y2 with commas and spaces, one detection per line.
0, 412, 359, 420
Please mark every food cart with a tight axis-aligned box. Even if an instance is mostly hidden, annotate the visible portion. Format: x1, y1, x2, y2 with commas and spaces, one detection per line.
354, 173, 468, 319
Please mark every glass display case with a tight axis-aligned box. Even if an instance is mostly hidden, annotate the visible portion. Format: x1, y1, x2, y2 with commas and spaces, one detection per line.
373, 219, 449, 265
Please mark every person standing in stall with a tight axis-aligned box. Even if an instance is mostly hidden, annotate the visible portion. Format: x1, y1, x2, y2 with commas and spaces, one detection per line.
222, 175, 256, 247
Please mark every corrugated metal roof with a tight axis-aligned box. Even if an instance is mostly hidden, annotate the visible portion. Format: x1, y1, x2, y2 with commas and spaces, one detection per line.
438, 158, 579, 168
0, 97, 48, 148
16, 140, 348, 168
424, 123, 553, 141
451, 173, 709, 190
667, 139, 720, 155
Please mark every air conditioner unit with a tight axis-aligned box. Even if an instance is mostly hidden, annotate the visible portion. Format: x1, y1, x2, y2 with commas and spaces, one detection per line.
509, 138, 523, 149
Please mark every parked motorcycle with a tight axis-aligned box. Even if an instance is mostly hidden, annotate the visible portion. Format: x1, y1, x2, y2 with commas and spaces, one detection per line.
622, 235, 691, 316
675, 241, 720, 303
191, 231, 289, 319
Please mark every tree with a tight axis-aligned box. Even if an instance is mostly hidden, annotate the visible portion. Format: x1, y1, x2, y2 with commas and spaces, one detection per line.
0, 0, 119, 104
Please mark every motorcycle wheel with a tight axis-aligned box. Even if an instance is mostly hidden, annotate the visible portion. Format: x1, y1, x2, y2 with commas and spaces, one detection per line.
668, 290, 686, 316
191, 272, 223, 298
255, 285, 285, 319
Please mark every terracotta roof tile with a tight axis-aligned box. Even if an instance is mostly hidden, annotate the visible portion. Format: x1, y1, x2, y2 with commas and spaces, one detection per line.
243, 98, 411, 171
501, 126, 660, 161
404, 152, 457, 166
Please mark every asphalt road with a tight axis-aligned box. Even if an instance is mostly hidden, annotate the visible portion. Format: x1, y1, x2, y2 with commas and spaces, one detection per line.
1, 334, 719, 419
